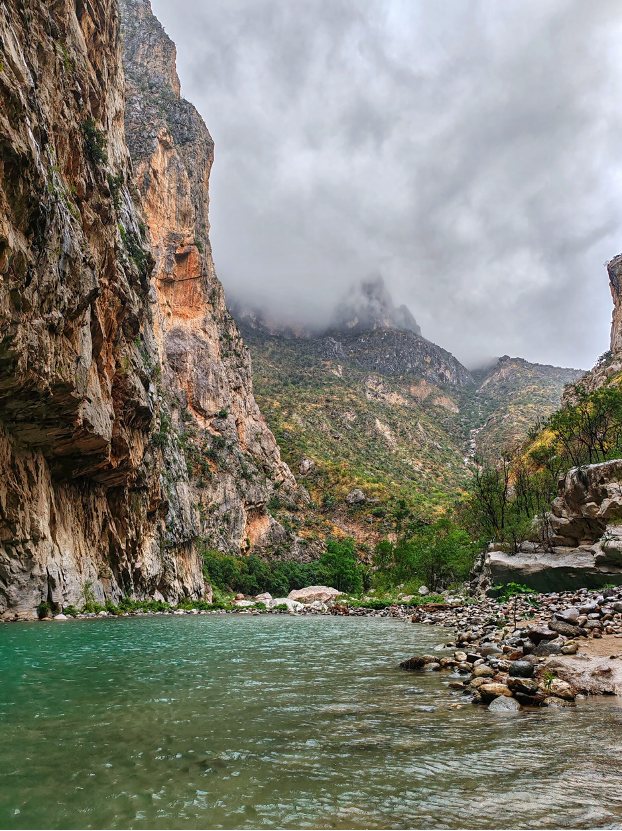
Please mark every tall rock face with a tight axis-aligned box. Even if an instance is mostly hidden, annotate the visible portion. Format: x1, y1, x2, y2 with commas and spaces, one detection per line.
119, 0, 299, 558
562, 254, 622, 399
0, 0, 206, 617
608, 254, 622, 354
0, 0, 297, 619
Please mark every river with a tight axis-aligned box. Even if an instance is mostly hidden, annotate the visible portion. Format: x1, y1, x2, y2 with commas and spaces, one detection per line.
1, 615, 621, 829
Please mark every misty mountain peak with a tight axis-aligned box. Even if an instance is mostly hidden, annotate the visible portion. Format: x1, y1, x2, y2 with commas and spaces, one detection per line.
330, 276, 421, 336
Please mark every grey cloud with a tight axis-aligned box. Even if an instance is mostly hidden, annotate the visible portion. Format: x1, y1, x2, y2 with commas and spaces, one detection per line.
150, 0, 622, 368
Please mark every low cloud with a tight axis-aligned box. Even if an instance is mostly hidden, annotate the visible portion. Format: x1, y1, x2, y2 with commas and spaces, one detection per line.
151, 0, 622, 368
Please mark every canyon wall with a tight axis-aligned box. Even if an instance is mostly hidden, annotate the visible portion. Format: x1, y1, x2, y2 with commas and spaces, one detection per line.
119, 0, 300, 559
0, 0, 298, 618
608, 254, 622, 355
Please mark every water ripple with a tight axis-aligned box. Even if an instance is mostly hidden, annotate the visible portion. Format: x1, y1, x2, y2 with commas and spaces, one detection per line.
0, 616, 621, 829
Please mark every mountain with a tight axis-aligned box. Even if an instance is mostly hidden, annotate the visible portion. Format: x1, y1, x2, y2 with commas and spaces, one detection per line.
470, 355, 584, 461
0, 0, 298, 619
235, 308, 582, 545
329, 275, 422, 336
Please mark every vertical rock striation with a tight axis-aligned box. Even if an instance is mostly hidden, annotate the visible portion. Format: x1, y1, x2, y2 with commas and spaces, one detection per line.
0, 0, 297, 618
119, 0, 299, 557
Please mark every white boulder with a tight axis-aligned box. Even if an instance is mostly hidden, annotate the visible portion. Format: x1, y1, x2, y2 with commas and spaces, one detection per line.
271, 598, 304, 613
288, 586, 342, 604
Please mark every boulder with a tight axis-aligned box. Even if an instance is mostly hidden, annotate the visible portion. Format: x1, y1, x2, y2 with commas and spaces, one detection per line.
288, 586, 342, 604
508, 660, 534, 678
271, 598, 304, 613
234, 599, 256, 608
488, 695, 521, 713
308, 600, 328, 612
345, 489, 366, 505
533, 637, 565, 657
472, 665, 495, 678
543, 696, 575, 708
542, 678, 576, 701
299, 457, 315, 475
507, 677, 539, 696
514, 691, 546, 707
418, 586, 430, 596
484, 549, 622, 592
478, 683, 512, 703
53, 613, 68, 621
548, 619, 582, 638
526, 625, 557, 644
555, 607, 580, 624
399, 655, 439, 671
255, 593, 273, 603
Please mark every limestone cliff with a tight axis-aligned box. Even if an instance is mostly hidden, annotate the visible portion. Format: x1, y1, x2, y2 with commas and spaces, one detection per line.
0, 0, 298, 619
119, 0, 300, 558
0, 0, 208, 617
566, 253, 622, 397
608, 254, 622, 354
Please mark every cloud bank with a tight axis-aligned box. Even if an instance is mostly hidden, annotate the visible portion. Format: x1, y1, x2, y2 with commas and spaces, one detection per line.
150, 0, 622, 368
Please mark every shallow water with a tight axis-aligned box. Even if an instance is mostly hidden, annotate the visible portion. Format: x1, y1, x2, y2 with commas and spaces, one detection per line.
1, 615, 622, 830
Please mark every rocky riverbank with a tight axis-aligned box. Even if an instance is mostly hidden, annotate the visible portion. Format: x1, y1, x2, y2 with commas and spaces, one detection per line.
400, 586, 622, 710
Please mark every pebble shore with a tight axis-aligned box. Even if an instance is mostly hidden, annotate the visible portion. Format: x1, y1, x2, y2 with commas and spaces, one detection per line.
398, 586, 622, 709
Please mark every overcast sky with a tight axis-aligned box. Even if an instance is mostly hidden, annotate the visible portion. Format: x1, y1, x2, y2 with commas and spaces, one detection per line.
150, 0, 622, 369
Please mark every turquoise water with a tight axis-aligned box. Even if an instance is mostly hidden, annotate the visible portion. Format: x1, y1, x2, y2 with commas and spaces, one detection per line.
1, 615, 622, 829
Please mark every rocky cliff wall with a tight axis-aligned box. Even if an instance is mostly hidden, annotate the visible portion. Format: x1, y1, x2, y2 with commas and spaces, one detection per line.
119, 0, 300, 557
0, 0, 299, 619
608, 254, 622, 354
565, 254, 622, 398
0, 0, 208, 617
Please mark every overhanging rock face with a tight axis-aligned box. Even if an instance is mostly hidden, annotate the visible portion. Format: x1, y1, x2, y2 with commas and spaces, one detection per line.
485, 550, 622, 593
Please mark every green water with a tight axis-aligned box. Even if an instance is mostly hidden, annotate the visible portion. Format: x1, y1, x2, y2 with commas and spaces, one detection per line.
1, 615, 622, 830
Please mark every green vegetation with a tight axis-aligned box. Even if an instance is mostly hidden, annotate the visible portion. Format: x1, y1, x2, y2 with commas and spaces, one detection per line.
36, 601, 55, 619
202, 538, 366, 596
151, 411, 172, 449
81, 117, 107, 166
107, 171, 124, 209
118, 222, 150, 277
372, 518, 479, 592
344, 594, 444, 609
493, 582, 537, 602
461, 378, 622, 552
239, 322, 579, 550
492, 581, 538, 626
545, 382, 622, 466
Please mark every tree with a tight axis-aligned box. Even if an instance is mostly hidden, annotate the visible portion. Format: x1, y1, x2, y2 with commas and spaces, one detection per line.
374, 519, 478, 591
